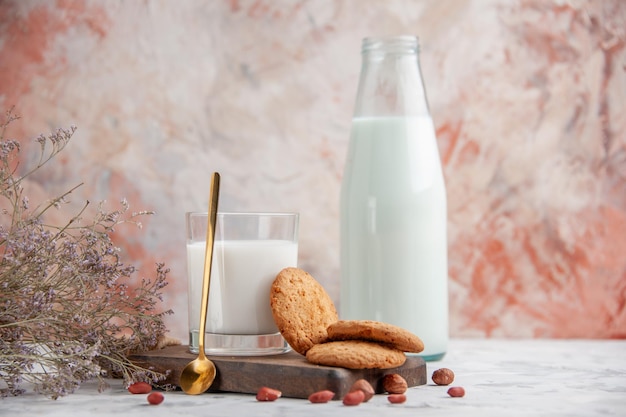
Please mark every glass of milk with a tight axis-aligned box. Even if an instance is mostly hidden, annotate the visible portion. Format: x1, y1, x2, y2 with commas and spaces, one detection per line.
186, 212, 299, 355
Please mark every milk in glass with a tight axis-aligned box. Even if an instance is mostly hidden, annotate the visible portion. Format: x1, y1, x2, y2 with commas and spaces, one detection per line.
187, 239, 298, 335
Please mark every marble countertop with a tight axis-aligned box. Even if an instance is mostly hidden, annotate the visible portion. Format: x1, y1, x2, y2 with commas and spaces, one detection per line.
2, 339, 625, 416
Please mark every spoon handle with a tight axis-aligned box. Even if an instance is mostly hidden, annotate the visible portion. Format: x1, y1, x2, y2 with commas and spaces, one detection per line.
198, 172, 220, 359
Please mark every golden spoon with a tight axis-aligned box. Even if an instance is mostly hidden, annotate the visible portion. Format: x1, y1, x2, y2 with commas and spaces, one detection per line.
180, 172, 220, 395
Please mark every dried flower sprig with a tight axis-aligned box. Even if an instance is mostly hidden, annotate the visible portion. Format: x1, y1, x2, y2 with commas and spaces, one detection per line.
0, 108, 173, 399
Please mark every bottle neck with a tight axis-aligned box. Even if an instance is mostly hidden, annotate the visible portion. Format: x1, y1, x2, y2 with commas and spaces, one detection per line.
362, 36, 419, 56
353, 36, 429, 118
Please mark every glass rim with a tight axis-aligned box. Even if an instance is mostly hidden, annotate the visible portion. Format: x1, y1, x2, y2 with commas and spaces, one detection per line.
186, 211, 299, 217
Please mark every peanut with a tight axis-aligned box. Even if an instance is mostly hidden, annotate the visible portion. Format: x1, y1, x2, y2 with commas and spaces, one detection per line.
432, 368, 455, 385
308, 390, 335, 403
382, 374, 408, 394
128, 382, 152, 394
342, 389, 365, 406
256, 386, 282, 401
349, 379, 375, 402
147, 392, 164, 405
387, 394, 407, 404
447, 386, 465, 397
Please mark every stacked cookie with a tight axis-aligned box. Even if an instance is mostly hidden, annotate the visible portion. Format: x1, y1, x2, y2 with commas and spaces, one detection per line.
270, 267, 424, 369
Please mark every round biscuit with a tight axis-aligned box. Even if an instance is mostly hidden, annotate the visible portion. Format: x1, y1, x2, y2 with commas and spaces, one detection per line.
326, 320, 424, 353
306, 340, 406, 369
270, 267, 338, 355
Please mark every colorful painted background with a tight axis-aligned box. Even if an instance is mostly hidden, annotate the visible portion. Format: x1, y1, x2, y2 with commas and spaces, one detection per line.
1, 0, 624, 341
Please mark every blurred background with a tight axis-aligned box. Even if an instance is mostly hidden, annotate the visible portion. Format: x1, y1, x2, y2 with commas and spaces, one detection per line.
1, 0, 624, 342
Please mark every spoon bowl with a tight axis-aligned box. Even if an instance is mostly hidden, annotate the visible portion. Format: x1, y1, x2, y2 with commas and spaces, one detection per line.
179, 353, 216, 395
180, 172, 220, 395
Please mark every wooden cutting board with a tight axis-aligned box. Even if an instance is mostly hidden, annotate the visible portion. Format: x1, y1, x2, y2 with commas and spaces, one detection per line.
129, 345, 426, 399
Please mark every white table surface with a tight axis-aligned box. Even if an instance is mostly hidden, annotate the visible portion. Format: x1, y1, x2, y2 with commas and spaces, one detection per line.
2, 338, 625, 416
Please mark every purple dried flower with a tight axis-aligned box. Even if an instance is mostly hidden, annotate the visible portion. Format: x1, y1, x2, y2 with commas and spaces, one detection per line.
0, 110, 172, 399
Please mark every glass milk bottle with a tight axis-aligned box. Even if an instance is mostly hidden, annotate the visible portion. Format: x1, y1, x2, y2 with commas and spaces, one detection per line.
340, 36, 448, 360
